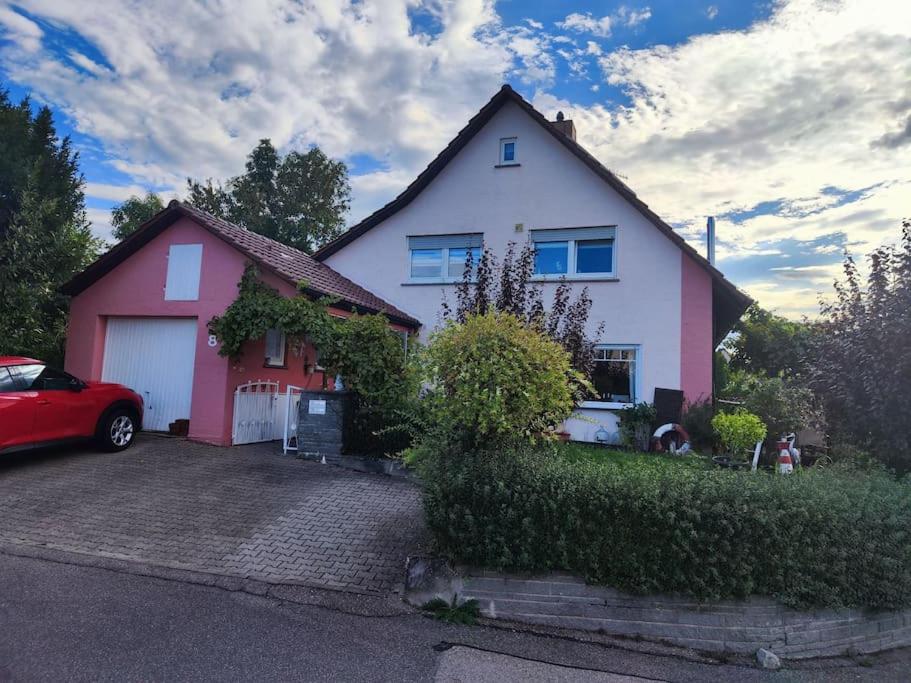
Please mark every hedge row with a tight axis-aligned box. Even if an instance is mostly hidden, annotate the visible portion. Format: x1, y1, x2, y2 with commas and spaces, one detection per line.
420, 447, 911, 609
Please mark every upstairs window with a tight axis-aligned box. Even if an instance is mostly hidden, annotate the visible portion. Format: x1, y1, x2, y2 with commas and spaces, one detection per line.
531, 226, 616, 278
264, 329, 286, 367
407, 234, 482, 282
499, 137, 518, 165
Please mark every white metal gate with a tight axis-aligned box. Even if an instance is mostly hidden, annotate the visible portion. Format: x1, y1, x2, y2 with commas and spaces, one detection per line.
232, 381, 280, 445
282, 385, 304, 454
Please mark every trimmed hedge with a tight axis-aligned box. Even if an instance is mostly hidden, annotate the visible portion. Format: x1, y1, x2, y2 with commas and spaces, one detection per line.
420, 447, 911, 609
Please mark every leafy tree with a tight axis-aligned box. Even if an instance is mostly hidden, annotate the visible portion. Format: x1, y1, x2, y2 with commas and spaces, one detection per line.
723, 303, 813, 378
186, 139, 350, 253
442, 241, 604, 377
809, 220, 911, 473
111, 192, 164, 240
721, 369, 819, 447
0, 91, 100, 365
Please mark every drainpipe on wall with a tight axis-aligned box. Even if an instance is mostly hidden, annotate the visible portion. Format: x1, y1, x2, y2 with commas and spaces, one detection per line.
707, 216, 717, 414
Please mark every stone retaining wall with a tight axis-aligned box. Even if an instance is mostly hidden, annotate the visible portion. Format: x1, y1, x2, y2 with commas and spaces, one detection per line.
459, 571, 911, 659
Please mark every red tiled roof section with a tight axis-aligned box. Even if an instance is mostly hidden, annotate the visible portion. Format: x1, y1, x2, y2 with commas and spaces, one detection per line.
175, 202, 419, 326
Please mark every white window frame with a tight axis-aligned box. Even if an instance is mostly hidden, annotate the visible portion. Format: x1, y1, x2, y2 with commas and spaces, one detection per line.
264, 329, 286, 368
406, 236, 482, 284
498, 137, 518, 166
580, 344, 641, 410
530, 227, 617, 281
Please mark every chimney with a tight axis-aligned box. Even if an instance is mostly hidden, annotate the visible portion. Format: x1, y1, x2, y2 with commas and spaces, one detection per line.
551, 111, 576, 141
706, 216, 716, 265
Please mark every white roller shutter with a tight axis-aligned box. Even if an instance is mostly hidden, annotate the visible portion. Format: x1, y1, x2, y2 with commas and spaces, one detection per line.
102, 318, 198, 432
164, 244, 203, 300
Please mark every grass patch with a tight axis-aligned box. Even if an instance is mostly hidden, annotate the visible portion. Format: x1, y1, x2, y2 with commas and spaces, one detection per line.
557, 441, 711, 471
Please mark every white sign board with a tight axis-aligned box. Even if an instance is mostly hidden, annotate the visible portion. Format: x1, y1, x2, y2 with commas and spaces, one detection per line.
308, 399, 327, 415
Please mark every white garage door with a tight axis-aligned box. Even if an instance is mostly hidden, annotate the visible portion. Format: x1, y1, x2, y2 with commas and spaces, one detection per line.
102, 318, 198, 432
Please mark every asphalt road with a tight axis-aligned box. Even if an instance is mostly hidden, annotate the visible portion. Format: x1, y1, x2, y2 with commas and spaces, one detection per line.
1, 552, 908, 682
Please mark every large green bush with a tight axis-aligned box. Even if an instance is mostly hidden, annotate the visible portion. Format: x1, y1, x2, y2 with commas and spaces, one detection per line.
420, 446, 911, 609
423, 312, 586, 446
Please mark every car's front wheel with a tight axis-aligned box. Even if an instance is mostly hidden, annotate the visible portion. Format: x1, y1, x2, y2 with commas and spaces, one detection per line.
98, 408, 138, 452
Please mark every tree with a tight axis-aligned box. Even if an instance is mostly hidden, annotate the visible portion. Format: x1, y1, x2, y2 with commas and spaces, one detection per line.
186, 139, 350, 253
0, 91, 100, 365
441, 241, 604, 377
111, 192, 164, 240
723, 304, 813, 378
809, 220, 911, 473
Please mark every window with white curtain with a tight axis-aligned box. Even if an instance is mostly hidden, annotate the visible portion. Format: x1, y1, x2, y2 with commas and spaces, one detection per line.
264, 329, 286, 367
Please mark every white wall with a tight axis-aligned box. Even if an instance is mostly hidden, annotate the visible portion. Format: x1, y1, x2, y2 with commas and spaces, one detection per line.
325, 101, 683, 441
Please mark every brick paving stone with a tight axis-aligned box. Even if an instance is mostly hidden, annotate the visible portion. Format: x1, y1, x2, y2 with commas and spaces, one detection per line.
0, 435, 428, 593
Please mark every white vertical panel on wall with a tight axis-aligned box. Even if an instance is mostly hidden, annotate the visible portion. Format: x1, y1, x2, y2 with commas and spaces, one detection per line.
102, 317, 198, 432
164, 244, 203, 300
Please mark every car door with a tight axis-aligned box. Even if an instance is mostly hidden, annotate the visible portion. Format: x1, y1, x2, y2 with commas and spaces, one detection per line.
14, 364, 87, 442
0, 365, 37, 450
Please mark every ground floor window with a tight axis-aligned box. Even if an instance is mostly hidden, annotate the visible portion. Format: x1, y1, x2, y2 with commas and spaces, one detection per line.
590, 345, 638, 405
264, 329, 286, 367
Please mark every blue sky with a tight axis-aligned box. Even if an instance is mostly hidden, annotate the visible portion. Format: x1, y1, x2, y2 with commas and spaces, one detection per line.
1, 0, 909, 318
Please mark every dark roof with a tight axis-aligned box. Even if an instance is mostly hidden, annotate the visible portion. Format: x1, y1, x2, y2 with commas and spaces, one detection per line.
61, 201, 420, 328
313, 84, 752, 344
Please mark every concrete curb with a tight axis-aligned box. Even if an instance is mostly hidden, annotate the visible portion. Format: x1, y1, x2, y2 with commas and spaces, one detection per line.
0, 540, 419, 617
403, 560, 911, 660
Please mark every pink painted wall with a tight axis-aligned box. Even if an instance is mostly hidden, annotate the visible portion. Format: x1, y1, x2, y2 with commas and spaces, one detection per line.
680, 252, 714, 404
65, 217, 356, 446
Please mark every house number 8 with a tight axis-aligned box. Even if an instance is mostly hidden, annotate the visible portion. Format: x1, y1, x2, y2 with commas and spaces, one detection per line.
208, 334, 218, 348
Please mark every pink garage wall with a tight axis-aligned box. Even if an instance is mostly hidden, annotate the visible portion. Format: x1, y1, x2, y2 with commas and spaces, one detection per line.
67, 218, 327, 445
65, 216, 412, 446
680, 252, 714, 404
65, 217, 247, 444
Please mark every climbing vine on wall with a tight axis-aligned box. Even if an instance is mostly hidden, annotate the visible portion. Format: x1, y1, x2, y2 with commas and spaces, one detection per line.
208, 264, 336, 364
208, 264, 420, 454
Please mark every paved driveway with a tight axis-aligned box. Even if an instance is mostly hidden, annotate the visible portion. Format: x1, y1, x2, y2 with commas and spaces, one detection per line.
0, 435, 427, 593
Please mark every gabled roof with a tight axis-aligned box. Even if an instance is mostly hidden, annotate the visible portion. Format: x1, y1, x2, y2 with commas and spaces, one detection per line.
313, 84, 752, 343
61, 201, 420, 328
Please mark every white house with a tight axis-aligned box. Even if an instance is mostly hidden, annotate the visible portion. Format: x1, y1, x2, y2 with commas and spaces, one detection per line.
314, 85, 751, 443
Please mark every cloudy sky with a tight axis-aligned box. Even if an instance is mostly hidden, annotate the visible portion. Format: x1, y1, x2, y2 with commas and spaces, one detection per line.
1, 0, 909, 318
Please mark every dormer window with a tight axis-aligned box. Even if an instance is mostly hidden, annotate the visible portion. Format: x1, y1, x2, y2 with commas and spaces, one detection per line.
498, 137, 518, 166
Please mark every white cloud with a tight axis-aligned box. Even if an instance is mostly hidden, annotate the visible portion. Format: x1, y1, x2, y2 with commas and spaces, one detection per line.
557, 12, 614, 38
0, 0, 548, 209
85, 207, 115, 243
2, 0, 909, 319
0, 5, 43, 52
538, 0, 911, 316
85, 182, 164, 203
557, 6, 652, 38
706, 5, 719, 21
616, 6, 652, 28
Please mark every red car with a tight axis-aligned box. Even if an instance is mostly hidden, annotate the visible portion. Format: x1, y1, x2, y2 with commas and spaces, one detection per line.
0, 356, 143, 455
